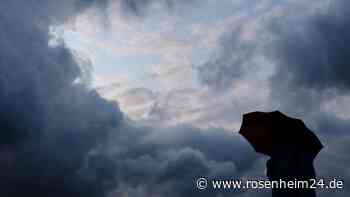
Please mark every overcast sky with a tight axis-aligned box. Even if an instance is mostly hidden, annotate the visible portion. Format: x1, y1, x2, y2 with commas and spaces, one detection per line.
60, 0, 272, 130
1, 0, 349, 196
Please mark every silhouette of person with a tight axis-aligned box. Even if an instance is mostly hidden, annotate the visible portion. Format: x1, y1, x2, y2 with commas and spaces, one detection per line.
266, 143, 317, 197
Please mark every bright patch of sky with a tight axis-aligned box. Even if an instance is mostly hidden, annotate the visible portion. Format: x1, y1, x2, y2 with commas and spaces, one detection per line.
59, 0, 264, 130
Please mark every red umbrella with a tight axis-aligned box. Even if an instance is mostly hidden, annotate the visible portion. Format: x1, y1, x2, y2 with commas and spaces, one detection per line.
239, 111, 323, 158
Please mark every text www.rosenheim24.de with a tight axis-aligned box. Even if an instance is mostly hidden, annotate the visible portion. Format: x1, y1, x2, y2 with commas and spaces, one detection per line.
196, 177, 344, 191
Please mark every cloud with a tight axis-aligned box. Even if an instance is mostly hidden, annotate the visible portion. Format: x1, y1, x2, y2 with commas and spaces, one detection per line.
103, 125, 263, 197
196, 0, 350, 121
198, 19, 263, 90
270, 0, 350, 92
0, 0, 120, 196
0, 1, 263, 197
197, 0, 275, 90
2, 0, 350, 197
265, 0, 350, 124
196, 0, 350, 196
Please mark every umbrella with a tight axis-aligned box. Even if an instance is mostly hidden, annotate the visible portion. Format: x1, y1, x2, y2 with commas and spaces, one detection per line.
238, 111, 323, 158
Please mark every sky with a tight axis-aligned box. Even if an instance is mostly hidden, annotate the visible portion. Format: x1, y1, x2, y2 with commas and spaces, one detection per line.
0, 0, 350, 197
62, 0, 246, 129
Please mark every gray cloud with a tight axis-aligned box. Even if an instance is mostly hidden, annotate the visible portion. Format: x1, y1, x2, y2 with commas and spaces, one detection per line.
0, 1, 262, 197
266, 0, 350, 126
270, 0, 350, 92
0, 0, 122, 196
197, 0, 350, 124
197, 0, 350, 196
112, 0, 350, 195
198, 19, 261, 90
2, 0, 349, 197
101, 125, 264, 197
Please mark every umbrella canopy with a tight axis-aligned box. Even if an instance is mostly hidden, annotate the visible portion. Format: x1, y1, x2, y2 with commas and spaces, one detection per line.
239, 111, 323, 158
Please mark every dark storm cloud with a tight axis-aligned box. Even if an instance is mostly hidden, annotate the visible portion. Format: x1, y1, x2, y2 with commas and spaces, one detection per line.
270, 0, 350, 92
0, 1, 262, 197
197, 0, 350, 196
3, 0, 348, 197
197, 0, 350, 117
115, 0, 350, 195
102, 125, 264, 197
266, 0, 350, 117
0, 0, 122, 196
199, 0, 350, 92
